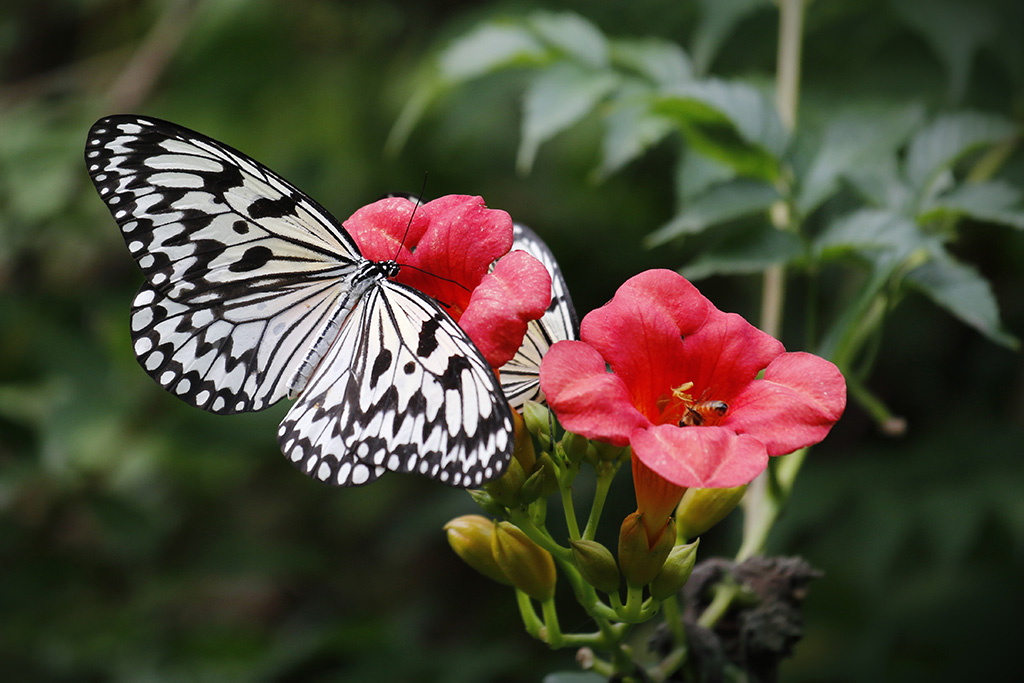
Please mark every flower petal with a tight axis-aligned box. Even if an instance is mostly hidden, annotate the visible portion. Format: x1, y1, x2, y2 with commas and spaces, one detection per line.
581, 269, 710, 420
343, 196, 428, 264
632, 456, 686, 538
540, 341, 651, 446
679, 306, 785, 402
460, 250, 552, 367
725, 352, 847, 456
630, 425, 769, 488
401, 195, 514, 313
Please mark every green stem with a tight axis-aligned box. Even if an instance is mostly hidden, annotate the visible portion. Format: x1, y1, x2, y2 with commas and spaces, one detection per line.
697, 581, 739, 630
559, 473, 582, 540
508, 510, 573, 563
737, 448, 807, 561
541, 598, 563, 647
516, 590, 545, 638
619, 585, 645, 622
582, 464, 618, 541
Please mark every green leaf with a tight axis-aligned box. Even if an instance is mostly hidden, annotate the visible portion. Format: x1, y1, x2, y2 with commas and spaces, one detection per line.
610, 37, 692, 88
517, 63, 620, 174
680, 224, 803, 280
814, 209, 925, 262
438, 22, 548, 83
797, 103, 925, 215
596, 85, 674, 179
674, 148, 736, 203
895, 0, 996, 103
690, 0, 773, 76
919, 181, 1024, 230
653, 79, 787, 180
645, 179, 779, 246
904, 111, 1015, 192
528, 11, 609, 68
906, 250, 1019, 349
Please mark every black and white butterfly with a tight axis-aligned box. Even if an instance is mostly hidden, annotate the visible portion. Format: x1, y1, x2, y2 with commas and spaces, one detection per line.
499, 223, 579, 409
85, 115, 514, 488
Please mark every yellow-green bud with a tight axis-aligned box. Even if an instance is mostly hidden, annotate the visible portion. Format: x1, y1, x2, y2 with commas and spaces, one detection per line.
561, 430, 590, 464
520, 452, 559, 505
522, 400, 554, 449
491, 521, 556, 601
618, 512, 675, 588
649, 539, 699, 600
444, 515, 511, 586
467, 488, 506, 516
569, 539, 620, 594
484, 455, 525, 508
675, 484, 748, 540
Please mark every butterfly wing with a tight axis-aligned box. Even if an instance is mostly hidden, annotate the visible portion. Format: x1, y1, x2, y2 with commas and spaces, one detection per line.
278, 278, 514, 487
86, 115, 361, 413
500, 222, 580, 409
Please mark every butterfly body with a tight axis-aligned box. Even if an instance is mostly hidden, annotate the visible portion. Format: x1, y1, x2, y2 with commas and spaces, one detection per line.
87, 115, 513, 488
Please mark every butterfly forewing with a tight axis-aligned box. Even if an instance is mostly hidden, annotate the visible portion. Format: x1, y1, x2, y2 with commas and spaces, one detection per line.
499, 223, 580, 409
87, 115, 514, 486
278, 279, 512, 487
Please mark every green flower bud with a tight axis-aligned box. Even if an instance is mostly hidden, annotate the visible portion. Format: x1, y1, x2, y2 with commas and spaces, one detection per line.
569, 539, 620, 594
520, 452, 559, 505
444, 515, 511, 586
484, 455, 525, 508
592, 441, 630, 463
675, 484, 748, 540
522, 400, 554, 449
618, 511, 675, 588
491, 521, 556, 601
649, 539, 699, 600
561, 430, 590, 464
466, 488, 506, 516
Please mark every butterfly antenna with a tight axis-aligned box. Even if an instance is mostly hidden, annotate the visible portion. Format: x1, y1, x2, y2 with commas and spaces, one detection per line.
394, 173, 429, 263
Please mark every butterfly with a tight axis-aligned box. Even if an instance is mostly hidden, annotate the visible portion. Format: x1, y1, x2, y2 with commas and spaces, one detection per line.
499, 223, 579, 409
85, 115, 514, 488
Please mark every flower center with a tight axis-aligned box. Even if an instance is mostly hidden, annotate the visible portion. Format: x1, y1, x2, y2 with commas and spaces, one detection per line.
657, 381, 729, 427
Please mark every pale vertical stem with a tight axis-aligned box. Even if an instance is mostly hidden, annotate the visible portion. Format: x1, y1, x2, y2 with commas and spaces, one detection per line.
742, 0, 808, 559
775, 0, 806, 132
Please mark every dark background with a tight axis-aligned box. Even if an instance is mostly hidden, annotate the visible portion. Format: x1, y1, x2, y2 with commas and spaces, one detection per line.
2, 0, 1022, 680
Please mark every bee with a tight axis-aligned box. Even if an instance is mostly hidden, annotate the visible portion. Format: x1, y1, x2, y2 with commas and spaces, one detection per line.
680, 400, 729, 427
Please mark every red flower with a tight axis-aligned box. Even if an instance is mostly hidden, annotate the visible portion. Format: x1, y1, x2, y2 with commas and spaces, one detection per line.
344, 195, 552, 368
540, 269, 846, 489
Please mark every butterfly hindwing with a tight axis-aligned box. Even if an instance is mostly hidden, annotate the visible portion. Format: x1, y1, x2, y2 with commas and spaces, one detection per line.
278, 279, 512, 487
499, 223, 580, 409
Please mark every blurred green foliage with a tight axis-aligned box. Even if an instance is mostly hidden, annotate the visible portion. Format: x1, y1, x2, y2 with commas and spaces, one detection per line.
1, 0, 1022, 680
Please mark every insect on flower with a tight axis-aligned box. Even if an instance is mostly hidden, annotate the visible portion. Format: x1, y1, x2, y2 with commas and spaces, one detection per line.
85, 115, 552, 489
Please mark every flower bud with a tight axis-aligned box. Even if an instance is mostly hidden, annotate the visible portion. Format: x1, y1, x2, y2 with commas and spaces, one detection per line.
569, 539, 620, 594
484, 454, 525, 508
675, 484, 748, 540
617, 511, 675, 588
649, 539, 699, 600
522, 400, 554, 449
592, 441, 630, 463
466, 488, 507, 516
511, 408, 537, 473
561, 430, 590, 464
444, 515, 511, 586
491, 521, 556, 601
520, 453, 559, 504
